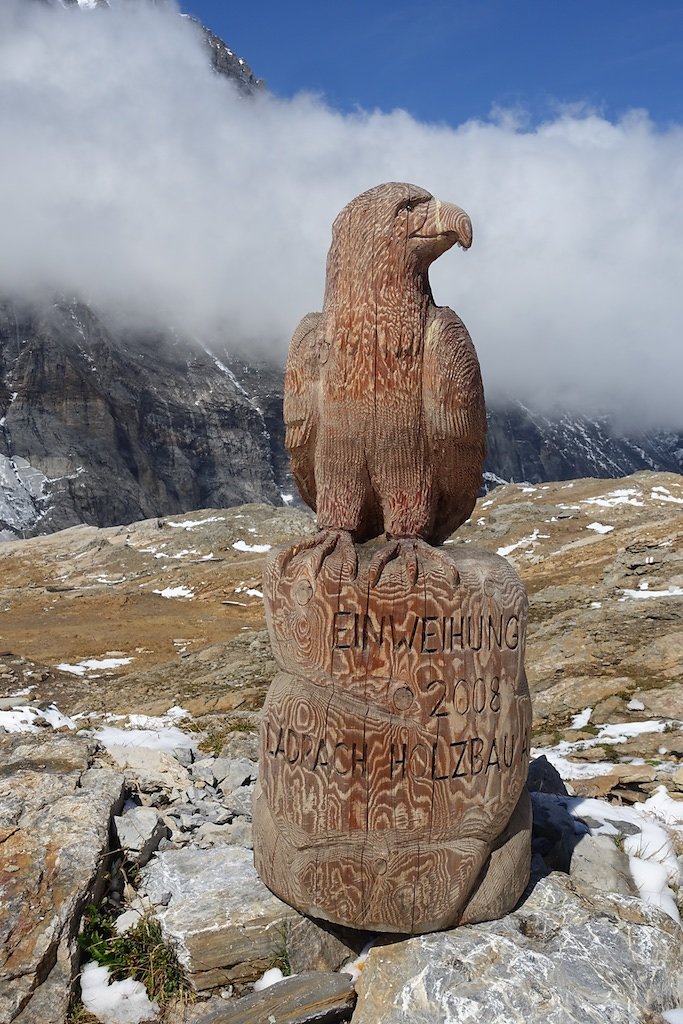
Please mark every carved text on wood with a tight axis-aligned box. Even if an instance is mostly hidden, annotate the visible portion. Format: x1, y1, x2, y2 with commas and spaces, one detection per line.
253, 544, 532, 933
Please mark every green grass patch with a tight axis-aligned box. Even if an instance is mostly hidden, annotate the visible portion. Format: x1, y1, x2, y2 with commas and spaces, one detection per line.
188, 715, 258, 755
270, 923, 292, 977
78, 904, 190, 1008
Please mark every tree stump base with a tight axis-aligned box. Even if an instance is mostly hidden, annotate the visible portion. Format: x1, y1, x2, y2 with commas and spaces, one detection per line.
253, 539, 532, 933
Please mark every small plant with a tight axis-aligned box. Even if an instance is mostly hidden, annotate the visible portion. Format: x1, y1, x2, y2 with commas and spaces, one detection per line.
227, 717, 257, 733
78, 904, 190, 1008
66, 1004, 99, 1024
190, 715, 258, 755
270, 923, 292, 977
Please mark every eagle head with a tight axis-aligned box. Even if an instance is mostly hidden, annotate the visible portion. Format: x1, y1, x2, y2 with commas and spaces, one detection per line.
398, 184, 472, 269
329, 182, 472, 279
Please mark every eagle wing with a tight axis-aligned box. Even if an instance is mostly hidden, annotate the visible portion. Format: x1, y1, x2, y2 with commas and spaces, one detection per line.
423, 306, 487, 542
284, 311, 322, 511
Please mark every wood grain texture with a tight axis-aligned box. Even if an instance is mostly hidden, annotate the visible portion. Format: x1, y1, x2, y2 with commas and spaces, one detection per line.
284, 182, 486, 543
253, 542, 532, 933
255, 183, 529, 934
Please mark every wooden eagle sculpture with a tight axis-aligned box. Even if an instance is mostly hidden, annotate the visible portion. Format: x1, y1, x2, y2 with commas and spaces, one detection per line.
284, 182, 486, 582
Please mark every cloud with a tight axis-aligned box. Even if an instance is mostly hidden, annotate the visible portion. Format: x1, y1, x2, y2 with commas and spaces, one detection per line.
1, 0, 682, 428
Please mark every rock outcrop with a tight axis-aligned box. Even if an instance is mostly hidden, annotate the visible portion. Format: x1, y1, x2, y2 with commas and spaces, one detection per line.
352, 870, 683, 1024
485, 402, 683, 484
0, 734, 124, 1023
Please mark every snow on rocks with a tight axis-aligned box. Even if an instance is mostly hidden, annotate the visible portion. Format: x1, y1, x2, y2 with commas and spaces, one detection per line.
582, 487, 645, 508
0, 701, 76, 733
569, 707, 592, 729
80, 961, 159, 1024
234, 585, 263, 598
496, 527, 549, 558
0, 734, 125, 1023
532, 717, 681, 781
167, 516, 225, 530
252, 967, 285, 992
620, 584, 683, 600
565, 791, 683, 921
0, 452, 50, 541
95, 719, 195, 755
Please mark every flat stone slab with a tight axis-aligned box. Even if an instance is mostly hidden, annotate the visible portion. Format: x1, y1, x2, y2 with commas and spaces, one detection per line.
0, 734, 124, 1024
140, 847, 299, 991
114, 805, 168, 866
185, 972, 356, 1024
352, 871, 683, 1023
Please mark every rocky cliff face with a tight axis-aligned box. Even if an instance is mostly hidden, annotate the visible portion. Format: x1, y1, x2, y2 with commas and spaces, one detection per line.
3, 293, 682, 540
0, 300, 281, 539
485, 403, 683, 485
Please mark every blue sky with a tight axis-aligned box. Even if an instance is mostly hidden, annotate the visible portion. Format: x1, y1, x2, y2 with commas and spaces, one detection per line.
182, 0, 682, 126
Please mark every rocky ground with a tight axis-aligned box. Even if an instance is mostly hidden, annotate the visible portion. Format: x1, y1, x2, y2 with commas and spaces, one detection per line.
1, 470, 682, 1023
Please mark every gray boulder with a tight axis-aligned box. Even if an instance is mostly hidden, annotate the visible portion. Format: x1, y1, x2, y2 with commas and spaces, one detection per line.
352, 871, 683, 1024
139, 847, 298, 991
113, 805, 169, 867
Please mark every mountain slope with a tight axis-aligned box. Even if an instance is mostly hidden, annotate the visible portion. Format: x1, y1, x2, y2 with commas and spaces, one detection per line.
485, 403, 683, 484
0, 300, 281, 539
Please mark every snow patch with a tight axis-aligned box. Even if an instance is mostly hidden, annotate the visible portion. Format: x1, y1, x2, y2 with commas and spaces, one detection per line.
253, 967, 285, 992
570, 707, 592, 729
582, 488, 644, 508
0, 703, 76, 734
651, 487, 683, 505
167, 516, 224, 530
531, 718, 680, 780
233, 540, 271, 554
80, 961, 159, 1024
94, 723, 193, 754
564, 792, 683, 924
620, 585, 683, 601
596, 720, 670, 742
152, 586, 194, 599
235, 586, 263, 598
496, 528, 548, 558
57, 657, 133, 675
586, 522, 614, 534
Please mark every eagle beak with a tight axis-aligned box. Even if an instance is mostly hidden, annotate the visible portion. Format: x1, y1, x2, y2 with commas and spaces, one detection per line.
435, 200, 472, 250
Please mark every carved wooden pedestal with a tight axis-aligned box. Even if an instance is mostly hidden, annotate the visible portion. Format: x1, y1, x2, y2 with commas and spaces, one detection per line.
253, 541, 532, 934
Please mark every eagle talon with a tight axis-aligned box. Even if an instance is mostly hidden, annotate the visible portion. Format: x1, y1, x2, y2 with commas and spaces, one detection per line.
279, 529, 358, 581
369, 538, 425, 589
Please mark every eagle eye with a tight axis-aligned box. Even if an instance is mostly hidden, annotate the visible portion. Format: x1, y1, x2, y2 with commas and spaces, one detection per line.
396, 195, 428, 216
